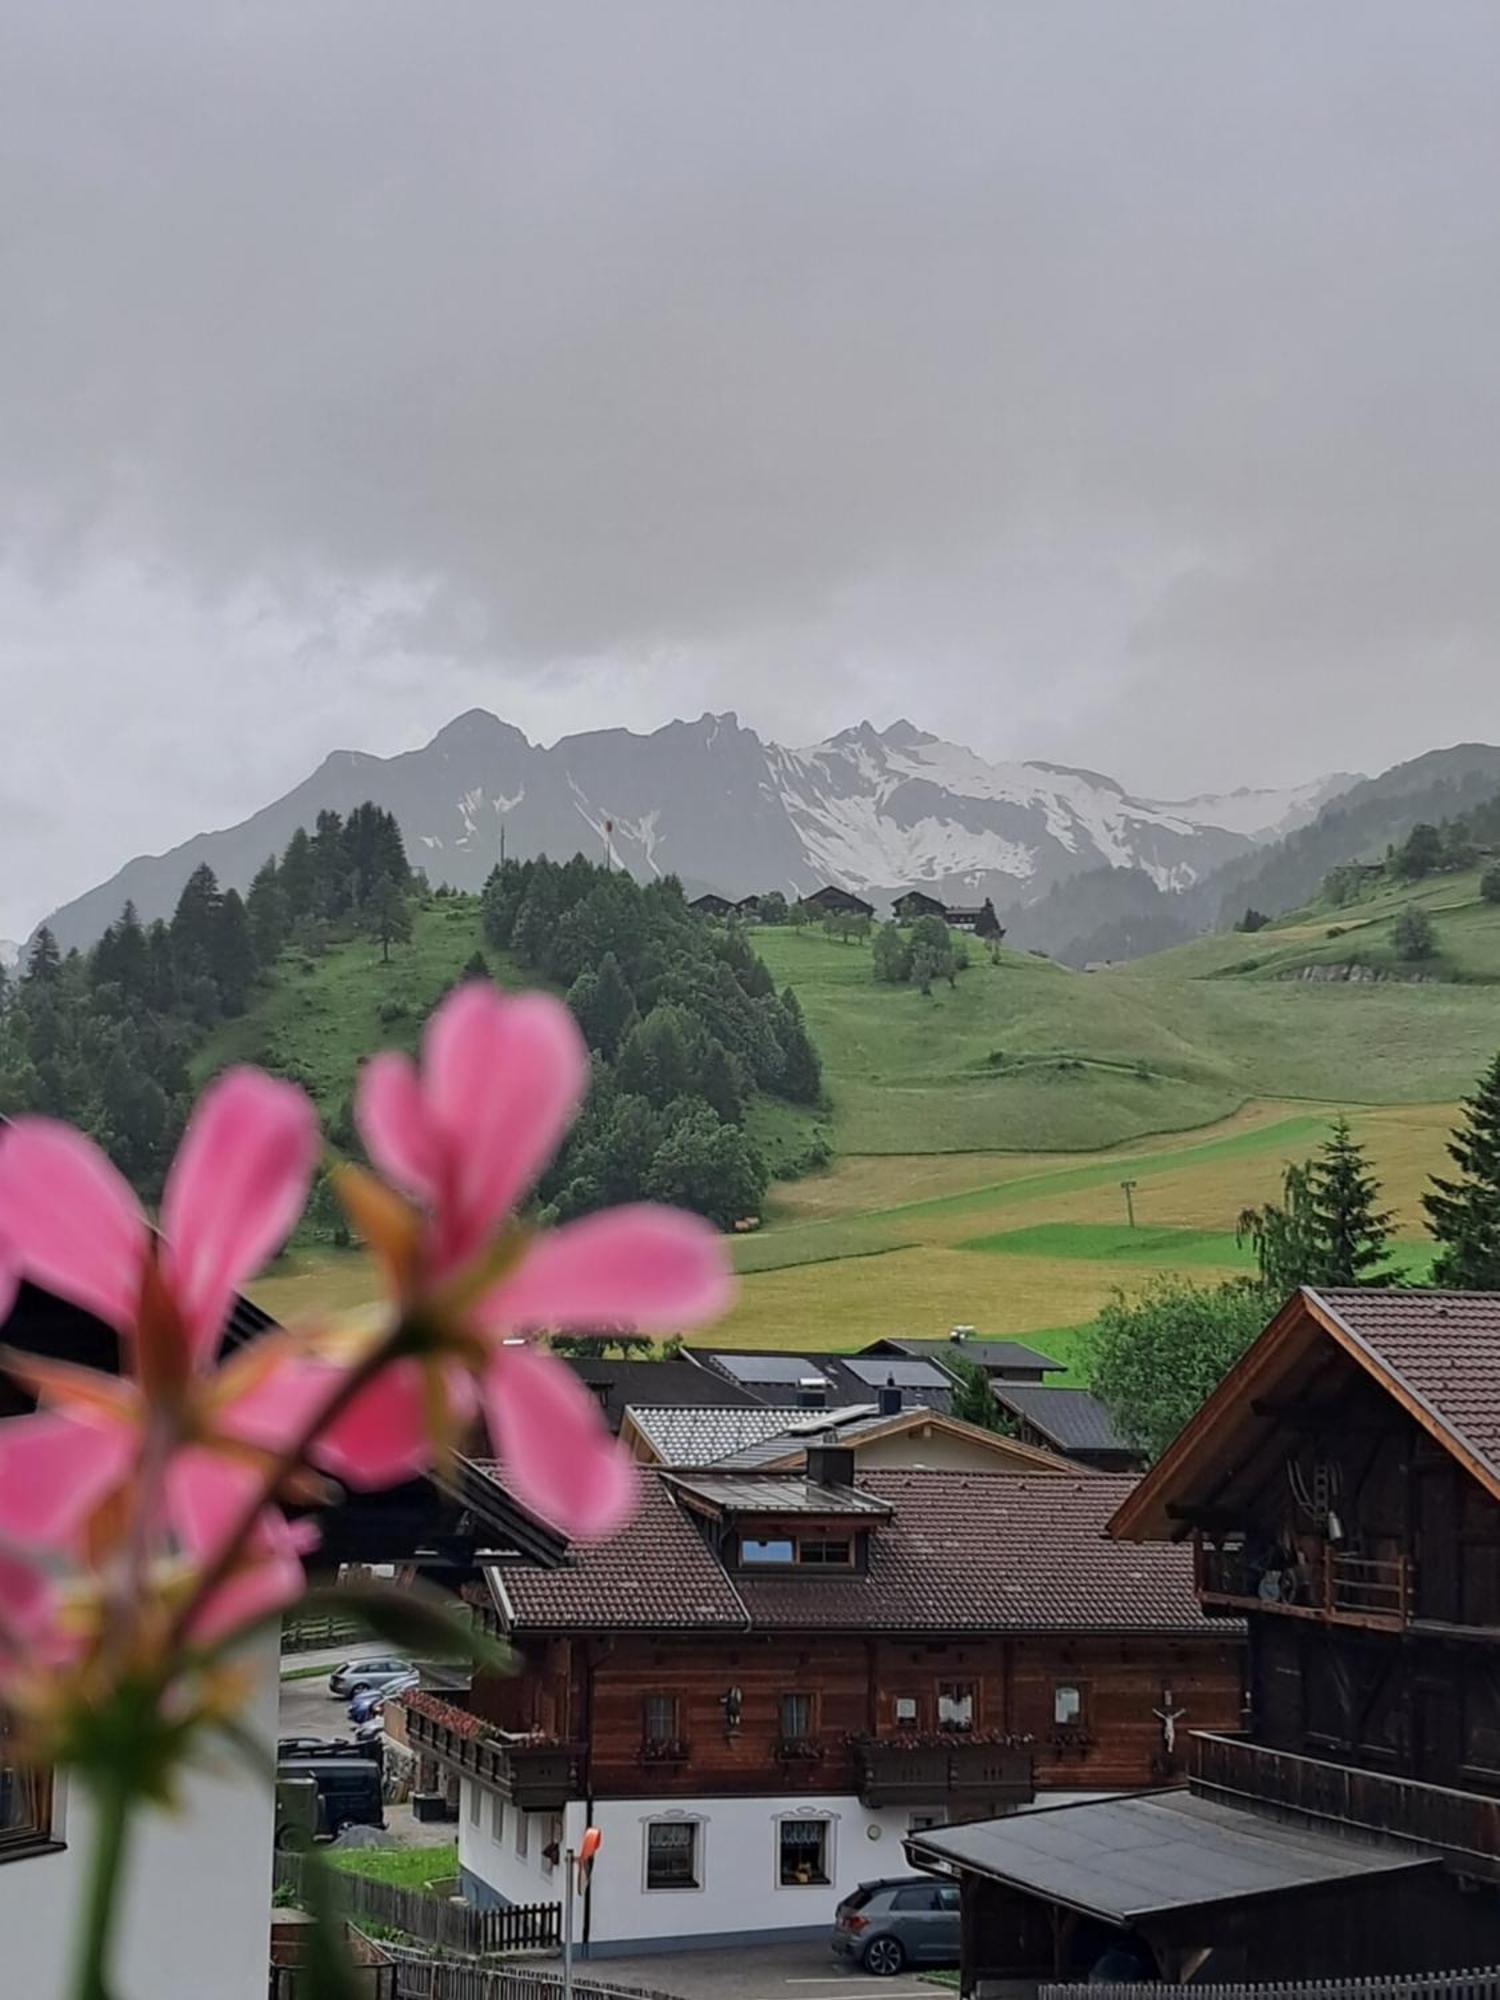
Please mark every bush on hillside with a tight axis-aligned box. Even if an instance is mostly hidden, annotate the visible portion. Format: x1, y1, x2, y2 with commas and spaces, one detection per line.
1393, 904, 1438, 961
1482, 865, 1500, 906
1089, 1277, 1272, 1459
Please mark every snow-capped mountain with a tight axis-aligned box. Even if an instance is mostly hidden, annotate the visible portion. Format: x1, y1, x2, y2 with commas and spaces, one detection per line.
35, 710, 1357, 952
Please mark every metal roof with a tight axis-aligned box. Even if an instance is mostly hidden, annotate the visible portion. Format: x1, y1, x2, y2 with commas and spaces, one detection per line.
864, 1337, 1063, 1374
908, 1790, 1439, 1925
992, 1384, 1131, 1453
842, 1357, 953, 1389
666, 1473, 894, 1517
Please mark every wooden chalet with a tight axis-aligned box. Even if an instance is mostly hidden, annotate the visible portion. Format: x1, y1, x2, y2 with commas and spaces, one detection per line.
916, 1288, 1500, 1988
733, 893, 765, 919
988, 1382, 1144, 1473
403, 1459, 1242, 1954
893, 889, 949, 921
687, 891, 734, 919
798, 884, 875, 919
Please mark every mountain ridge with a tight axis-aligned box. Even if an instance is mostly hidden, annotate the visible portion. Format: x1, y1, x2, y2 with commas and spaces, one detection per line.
34, 710, 1359, 954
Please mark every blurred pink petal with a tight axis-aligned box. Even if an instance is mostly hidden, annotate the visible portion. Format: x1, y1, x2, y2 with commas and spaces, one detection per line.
0, 1236, 15, 1326
166, 1447, 264, 1562
188, 1531, 309, 1648
0, 1119, 144, 1333
0, 1412, 136, 1550
482, 1344, 636, 1537
315, 1359, 475, 1489
356, 1051, 440, 1204
169, 1448, 315, 1646
160, 1069, 319, 1361
424, 987, 588, 1271
483, 1206, 733, 1333
216, 1356, 349, 1457
0, 1546, 55, 1655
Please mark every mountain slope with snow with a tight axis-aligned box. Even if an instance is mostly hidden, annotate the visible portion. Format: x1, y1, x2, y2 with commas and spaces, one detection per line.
34, 710, 1357, 953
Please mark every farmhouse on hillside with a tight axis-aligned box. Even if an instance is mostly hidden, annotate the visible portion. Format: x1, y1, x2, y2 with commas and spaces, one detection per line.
914, 1287, 1500, 1987
687, 891, 734, 918
798, 884, 876, 919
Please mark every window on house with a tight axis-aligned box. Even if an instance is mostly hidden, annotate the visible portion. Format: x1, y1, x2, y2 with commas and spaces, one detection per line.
541, 1815, 561, 1874
516, 1810, 529, 1859
645, 1819, 699, 1890
643, 1694, 679, 1744
779, 1693, 816, 1741
1053, 1684, 1084, 1726
0, 1722, 55, 1861
908, 1810, 946, 1834
797, 1538, 853, 1566
894, 1696, 920, 1727
778, 1817, 831, 1886
937, 1682, 975, 1733
490, 1795, 505, 1843
740, 1537, 796, 1565
469, 1785, 481, 1826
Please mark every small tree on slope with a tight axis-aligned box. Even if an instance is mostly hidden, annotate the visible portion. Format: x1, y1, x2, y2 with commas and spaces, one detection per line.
1424, 1052, 1500, 1290
1237, 1116, 1394, 1292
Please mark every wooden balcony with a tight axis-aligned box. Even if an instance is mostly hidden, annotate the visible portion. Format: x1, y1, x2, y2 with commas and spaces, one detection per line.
406, 1703, 579, 1811
1191, 1731, 1500, 1881
1196, 1537, 1412, 1630
855, 1736, 1034, 1810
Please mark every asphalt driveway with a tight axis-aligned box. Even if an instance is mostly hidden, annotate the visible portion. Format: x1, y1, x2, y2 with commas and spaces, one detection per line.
574, 1939, 948, 2000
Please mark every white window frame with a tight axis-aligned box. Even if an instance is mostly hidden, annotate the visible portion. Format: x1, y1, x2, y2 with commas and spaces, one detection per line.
515, 1808, 528, 1859
468, 1784, 481, 1827
490, 1793, 505, 1844
773, 1808, 837, 1890
641, 1811, 705, 1894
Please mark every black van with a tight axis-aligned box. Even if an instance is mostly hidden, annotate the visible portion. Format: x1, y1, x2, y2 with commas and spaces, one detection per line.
276, 1741, 385, 1841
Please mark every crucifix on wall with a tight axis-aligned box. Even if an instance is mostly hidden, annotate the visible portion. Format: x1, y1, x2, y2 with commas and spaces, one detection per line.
1153, 1687, 1188, 1758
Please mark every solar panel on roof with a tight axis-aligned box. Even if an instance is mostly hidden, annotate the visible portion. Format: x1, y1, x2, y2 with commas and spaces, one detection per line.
713, 1354, 833, 1385
843, 1358, 948, 1388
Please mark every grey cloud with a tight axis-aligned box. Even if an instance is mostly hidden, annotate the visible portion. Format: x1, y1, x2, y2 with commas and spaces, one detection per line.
3, 0, 1500, 932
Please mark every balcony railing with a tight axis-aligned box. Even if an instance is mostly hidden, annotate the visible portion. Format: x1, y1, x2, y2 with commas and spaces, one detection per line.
1196, 1538, 1412, 1628
1191, 1731, 1500, 1880
405, 1704, 579, 1812
855, 1736, 1035, 1810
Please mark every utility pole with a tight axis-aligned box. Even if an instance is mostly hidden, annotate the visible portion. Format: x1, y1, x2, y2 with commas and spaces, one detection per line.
603, 818, 613, 872
562, 1848, 574, 2000
1121, 1179, 1138, 1229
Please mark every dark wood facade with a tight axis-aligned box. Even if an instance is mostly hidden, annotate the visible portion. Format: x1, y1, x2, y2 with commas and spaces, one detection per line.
457, 1626, 1243, 1810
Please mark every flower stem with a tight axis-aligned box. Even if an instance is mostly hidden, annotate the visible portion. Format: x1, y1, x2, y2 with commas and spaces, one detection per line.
71, 1768, 135, 2000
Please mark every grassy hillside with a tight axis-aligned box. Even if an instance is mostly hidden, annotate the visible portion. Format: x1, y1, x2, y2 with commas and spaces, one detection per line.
242, 886, 1497, 1368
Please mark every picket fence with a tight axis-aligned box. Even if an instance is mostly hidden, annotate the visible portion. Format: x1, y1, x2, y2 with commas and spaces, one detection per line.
382, 1945, 678, 2000
1042, 1971, 1500, 2000
273, 1853, 561, 1957
280, 1614, 366, 1655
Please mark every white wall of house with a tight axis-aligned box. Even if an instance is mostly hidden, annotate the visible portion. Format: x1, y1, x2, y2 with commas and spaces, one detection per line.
0, 1631, 279, 2000
456, 1785, 565, 1910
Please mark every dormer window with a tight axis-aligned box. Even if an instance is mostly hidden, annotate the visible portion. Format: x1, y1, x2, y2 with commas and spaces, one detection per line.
736, 1533, 856, 1569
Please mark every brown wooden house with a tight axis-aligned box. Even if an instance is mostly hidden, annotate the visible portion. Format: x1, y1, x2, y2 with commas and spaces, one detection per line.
402, 1459, 1241, 1956
798, 885, 875, 919
915, 1288, 1500, 1988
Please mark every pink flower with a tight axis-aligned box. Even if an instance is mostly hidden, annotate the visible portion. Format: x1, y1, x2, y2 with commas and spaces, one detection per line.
0, 1069, 323, 1611
317, 983, 732, 1534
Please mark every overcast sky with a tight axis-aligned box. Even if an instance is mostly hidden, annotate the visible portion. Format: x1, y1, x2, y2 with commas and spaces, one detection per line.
4, 1, 1500, 938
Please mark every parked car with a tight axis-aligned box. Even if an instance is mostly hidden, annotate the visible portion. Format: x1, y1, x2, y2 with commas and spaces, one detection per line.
347, 1668, 418, 1722
831, 1876, 960, 1976
327, 1656, 412, 1698
275, 1742, 385, 1840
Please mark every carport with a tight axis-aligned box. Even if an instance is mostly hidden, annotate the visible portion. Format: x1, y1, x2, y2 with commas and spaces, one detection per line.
906, 1789, 1447, 1990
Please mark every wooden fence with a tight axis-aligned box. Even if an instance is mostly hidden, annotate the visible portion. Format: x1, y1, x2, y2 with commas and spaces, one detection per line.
273, 1853, 561, 1957
382, 1946, 678, 2000
280, 1614, 366, 1655
1042, 1970, 1500, 2000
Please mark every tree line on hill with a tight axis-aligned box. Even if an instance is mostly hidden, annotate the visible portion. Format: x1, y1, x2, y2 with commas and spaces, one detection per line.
0, 803, 413, 1194
1092, 1052, 1500, 1457
481, 855, 824, 1229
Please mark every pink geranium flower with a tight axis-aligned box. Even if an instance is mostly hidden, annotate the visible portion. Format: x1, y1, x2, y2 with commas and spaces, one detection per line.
0, 1068, 323, 1632
316, 983, 732, 1535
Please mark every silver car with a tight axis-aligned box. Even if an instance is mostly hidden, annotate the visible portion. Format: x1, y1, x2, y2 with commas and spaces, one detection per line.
326, 1655, 412, 1698
830, 1875, 960, 1976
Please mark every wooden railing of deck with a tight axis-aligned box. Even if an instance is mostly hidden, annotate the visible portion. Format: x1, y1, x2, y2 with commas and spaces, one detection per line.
1042, 1971, 1500, 2000
1191, 1731, 1500, 1879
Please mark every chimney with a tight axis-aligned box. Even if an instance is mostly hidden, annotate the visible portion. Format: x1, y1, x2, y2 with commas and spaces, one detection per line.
878, 1377, 903, 1417
796, 1375, 828, 1410
806, 1432, 856, 1489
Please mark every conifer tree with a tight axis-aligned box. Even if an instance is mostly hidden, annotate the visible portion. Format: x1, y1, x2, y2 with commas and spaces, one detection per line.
1238, 1117, 1394, 1291
777, 987, 823, 1104
1425, 1052, 1500, 1289
246, 857, 290, 964
210, 888, 257, 1014
25, 925, 62, 985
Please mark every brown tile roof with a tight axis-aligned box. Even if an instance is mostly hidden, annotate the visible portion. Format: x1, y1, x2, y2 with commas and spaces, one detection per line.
495, 1470, 749, 1631
489, 1467, 1215, 1636
1307, 1287, 1500, 1486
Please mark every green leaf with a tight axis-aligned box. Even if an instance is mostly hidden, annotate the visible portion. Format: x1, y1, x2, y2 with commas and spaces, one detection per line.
297, 1583, 516, 1674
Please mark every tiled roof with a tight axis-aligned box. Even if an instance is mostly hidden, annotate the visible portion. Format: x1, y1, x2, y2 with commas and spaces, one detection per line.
709, 1407, 1079, 1474
688, 1347, 954, 1414
991, 1384, 1131, 1454
561, 1355, 759, 1433
624, 1404, 873, 1467
1308, 1288, 1500, 1484
495, 1471, 749, 1631
667, 1473, 893, 1517
490, 1467, 1216, 1636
